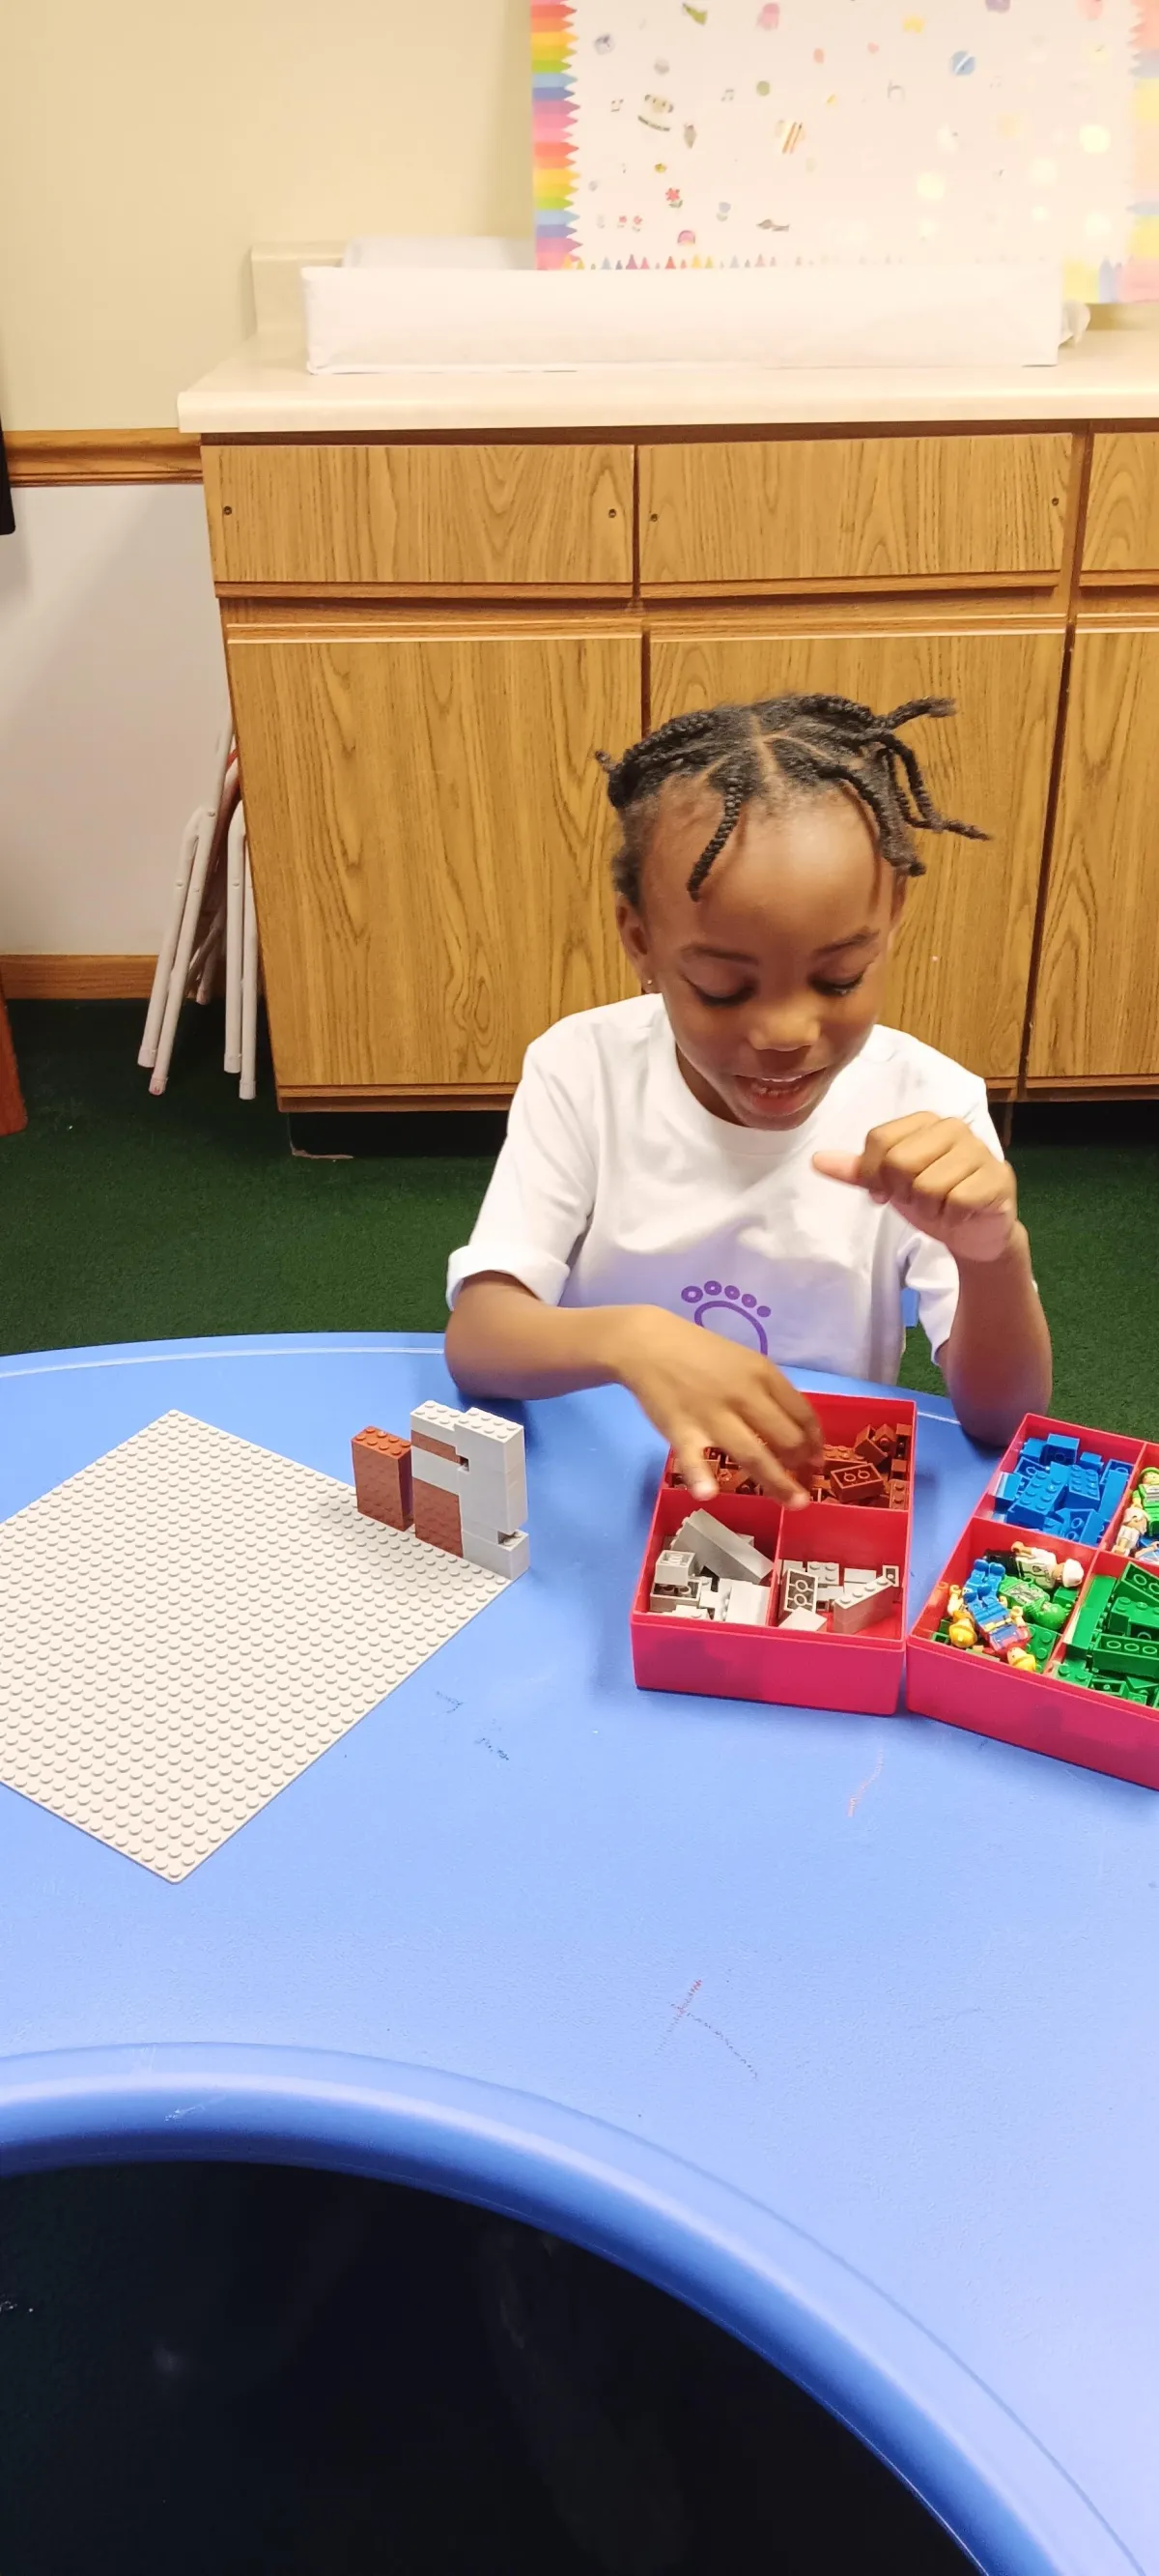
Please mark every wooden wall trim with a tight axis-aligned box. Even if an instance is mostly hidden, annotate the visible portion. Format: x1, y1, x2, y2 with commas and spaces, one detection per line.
1, 956, 156, 999
5, 431, 201, 486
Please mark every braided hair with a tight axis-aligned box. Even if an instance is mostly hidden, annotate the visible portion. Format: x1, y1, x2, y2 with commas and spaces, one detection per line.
599, 693, 986, 904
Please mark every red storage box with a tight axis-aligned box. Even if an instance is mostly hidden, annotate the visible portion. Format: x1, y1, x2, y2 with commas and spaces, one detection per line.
906, 1412, 1159, 1790
631, 1393, 915, 1717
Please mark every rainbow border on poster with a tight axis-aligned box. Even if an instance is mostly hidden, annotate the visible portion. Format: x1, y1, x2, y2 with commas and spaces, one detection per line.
1117, 0, 1159, 301
531, 2, 579, 270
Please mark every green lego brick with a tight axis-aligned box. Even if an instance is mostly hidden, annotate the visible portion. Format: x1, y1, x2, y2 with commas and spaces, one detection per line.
1067, 1577, 1117, 1658
1026, 1624, 1059, 1666
1117, 1562, 1159, 1616
1088, 1634, 1159, 1683
1056, 1653, 1093, 1688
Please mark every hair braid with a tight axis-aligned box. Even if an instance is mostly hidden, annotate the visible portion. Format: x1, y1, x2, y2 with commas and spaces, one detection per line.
598, 690, 988, 902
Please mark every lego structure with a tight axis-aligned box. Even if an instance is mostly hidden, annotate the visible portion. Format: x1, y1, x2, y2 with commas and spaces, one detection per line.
353, 1403, 528, 1581
0, 1412, 508, 1880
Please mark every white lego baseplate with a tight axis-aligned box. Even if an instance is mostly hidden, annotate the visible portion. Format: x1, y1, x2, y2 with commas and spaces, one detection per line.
0, 1411, 506, 1882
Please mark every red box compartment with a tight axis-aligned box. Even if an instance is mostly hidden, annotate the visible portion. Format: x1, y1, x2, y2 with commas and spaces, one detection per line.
906, 1413, 1159, 1790
631, 1393, 915, 1717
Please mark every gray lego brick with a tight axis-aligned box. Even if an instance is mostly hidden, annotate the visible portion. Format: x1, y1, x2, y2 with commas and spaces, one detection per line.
0, 1412, 505, 1883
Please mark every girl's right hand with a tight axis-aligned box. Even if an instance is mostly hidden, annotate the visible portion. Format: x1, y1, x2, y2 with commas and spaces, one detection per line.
613, 1307, 823, 1506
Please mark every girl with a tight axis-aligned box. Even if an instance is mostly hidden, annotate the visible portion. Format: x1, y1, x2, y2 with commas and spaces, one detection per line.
445, 693, 1051, 1499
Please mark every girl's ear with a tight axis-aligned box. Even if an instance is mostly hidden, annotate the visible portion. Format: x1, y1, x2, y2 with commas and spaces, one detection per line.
615, 895, 654, 990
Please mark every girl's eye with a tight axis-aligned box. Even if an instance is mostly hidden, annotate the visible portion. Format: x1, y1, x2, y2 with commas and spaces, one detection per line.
813, 973, 867, 998
689, 983, 750, 1009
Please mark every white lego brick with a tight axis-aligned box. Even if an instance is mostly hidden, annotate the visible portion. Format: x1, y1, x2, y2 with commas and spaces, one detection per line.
460, 1526, 529, 1581
843, 1567, 877, 1588
718, 1580, 769, 1627
0, 1412, 506, 1883
456, 1451, 527, 1530
778, 1606, 826, 1633
779, 1565, 818, 1617
454, 1407, 523, 1461
410, 1444, 462, 1496
650, 1589, 693, 1615
830, 1581, 900, 1635
653, 1547, 695, 1592
677, 1510, 774, 1588
410, 1400, 462, 1445
806, 1560, 840, 1588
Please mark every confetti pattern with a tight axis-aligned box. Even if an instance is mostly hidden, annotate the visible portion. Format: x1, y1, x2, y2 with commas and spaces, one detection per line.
532, 0, 1141, 294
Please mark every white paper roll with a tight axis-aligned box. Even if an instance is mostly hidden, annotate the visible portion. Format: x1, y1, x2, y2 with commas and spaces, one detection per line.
303, 261, 1063, 375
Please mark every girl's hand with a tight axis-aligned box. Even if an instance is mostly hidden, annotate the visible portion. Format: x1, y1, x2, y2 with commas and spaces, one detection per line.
615, 1308, 823, 1505
812, 1114, 1018, 1266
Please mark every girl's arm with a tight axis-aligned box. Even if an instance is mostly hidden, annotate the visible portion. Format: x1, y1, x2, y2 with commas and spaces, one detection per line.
446, 1272, 823, 1505
813, 1113, 1051, 1447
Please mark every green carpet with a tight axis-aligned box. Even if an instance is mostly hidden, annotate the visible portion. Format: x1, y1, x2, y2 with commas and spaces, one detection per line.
3, 1001, 1157, 1443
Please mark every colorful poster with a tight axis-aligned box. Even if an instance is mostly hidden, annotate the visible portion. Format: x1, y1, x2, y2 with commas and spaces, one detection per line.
532, 1, 1150, 301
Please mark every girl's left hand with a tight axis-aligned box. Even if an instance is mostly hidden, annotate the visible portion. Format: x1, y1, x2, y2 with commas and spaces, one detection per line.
812, 1113, 1019, 1265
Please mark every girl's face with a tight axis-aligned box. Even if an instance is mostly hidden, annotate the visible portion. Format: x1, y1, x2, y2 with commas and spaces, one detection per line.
616, 780, 906, 1131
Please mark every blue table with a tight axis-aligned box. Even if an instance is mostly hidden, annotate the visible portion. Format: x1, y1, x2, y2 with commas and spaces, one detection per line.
1, 1333, 1157, 2576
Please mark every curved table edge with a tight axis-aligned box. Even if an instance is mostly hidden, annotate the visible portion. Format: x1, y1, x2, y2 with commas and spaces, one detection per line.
0, 2041, 1135, 2576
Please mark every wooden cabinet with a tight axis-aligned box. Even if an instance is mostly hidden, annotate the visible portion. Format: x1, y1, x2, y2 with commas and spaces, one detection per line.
225, 615, 640, 1104
650, 620, 1062, 1082
1029, 620, 1159, 1081
639, 435, 1071, 592
205, 443, 634, 593
1083, 435, 1159, 578
200, 417, 1159, 1107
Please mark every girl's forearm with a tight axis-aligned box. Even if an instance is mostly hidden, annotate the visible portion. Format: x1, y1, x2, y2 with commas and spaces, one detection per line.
941, 1223, 1052, 1447
445, 1274, 641, 1398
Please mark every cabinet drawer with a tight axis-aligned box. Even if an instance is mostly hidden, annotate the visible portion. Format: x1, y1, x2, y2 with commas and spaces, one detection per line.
639, 435, 1071, 591
1084, 434, 1159, 576
203, 443, 634, 591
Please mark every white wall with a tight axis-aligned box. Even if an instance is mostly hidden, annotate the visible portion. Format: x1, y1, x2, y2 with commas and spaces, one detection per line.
0, 0, 530, 429
0, 487, 227, 954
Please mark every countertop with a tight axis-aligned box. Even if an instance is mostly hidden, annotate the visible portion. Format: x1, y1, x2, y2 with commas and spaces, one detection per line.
179, 319, 1159, 436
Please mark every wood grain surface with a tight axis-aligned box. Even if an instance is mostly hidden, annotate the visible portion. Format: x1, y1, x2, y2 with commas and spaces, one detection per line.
649, 620, 1064, 1081
1029, 621, 1159, 1079
0, 955, 157, 999
1083, 433, 1159, 576
204, 444, 634, 590
226, 620, 640, 1091
5, 431, 201, 484
639, 435, 1072, 591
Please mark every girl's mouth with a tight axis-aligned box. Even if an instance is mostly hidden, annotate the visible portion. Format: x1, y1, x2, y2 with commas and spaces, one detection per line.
734, 1067, 829, 1120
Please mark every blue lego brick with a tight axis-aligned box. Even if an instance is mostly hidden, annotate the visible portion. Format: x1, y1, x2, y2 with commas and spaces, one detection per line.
1021, 1439, 1044, 1464
1079, 1451, 1103, 1474
1042, 1435, 1079, 1465
1062, 1467, 1100, 1506
995, 1471, 1020, 1506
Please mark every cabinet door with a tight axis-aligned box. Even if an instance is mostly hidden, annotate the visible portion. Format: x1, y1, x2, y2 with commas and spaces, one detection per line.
649, 623, 1062, 1082
1029, 624, 1159, 1079
227, 621, 640, 1100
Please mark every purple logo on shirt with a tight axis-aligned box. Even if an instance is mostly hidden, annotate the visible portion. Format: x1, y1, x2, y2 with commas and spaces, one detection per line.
681, 1280, 772, 1355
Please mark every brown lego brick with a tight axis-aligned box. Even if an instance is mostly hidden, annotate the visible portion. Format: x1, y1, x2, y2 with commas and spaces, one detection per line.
828, 1459, 887, 1505
412, 1429, 458, 1462
413, 1479, 463, 1557
352, 1428, 413, 1531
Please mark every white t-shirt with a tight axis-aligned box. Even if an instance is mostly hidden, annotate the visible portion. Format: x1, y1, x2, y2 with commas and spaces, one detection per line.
446, 998, 1003, 1386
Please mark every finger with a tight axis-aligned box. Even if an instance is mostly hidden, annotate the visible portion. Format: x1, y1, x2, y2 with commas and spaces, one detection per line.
851, 1113, 948, 1201
811, 1148, 863, 1188
715, 1411, 812, 1509
761, 1373, 824, 1458
883, 1140, 995, 1224
671, 1428, 721, 1503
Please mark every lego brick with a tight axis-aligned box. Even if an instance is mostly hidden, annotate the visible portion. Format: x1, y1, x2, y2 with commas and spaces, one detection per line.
830, 1581, 900, 1636
779, 1606, 827, 1633
718, 1580, 769, 1627
412, 1479, 464, 1558
410, 1444, 462, 1498
410, 1400, 462, 1461
779, 1566, 819, 1618
677, 1509, 775, 1587
0, 1411, 507, 1881
352, 1428, 413, 1531
653, 1548, 696, 1593
827, 1460, 886, 1504
806, 1560, 840, 1588
461, 1526, 529, 1581
453, 1408, 528, 1527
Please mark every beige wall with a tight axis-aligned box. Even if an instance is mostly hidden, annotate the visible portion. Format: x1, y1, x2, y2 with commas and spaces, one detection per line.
0, 0, 530, 429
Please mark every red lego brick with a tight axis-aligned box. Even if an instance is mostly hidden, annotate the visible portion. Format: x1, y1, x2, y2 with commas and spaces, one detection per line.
413, 1479, 464, 1557
412, 1429, 458, 1462
352, 1428, 413, 1531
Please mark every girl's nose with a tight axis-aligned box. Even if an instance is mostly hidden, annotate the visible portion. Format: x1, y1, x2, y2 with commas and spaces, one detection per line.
743, 1001, 822, 1059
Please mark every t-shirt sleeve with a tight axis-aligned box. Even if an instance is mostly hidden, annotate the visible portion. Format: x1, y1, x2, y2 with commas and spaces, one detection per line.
900, 1086, 1007, 1364
445, 1028, 598, 1310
